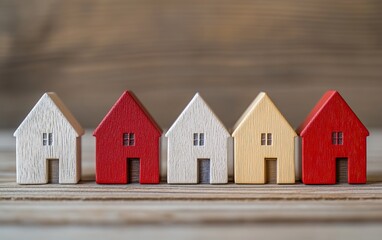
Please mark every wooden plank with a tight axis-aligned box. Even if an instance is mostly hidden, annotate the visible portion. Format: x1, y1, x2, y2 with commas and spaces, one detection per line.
1, 181, 382, 201
0, 1, 382, 130
2, 200, 382, 225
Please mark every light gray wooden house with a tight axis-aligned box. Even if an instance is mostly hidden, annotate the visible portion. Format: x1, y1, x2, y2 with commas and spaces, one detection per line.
166, 93, 230, 184
14, 92, 84, 184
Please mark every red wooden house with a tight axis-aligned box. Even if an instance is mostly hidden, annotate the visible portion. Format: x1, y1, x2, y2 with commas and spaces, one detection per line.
297, 90, 369, 184
93, 91, 162, 184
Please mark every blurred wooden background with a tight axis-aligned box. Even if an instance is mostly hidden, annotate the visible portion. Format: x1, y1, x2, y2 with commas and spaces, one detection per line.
0, 0, 381, 130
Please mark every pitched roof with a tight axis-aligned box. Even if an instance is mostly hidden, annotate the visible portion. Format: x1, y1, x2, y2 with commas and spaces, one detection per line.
297, 90, 369, 136
165, 93, 229, 137
93, 91, 162, 136
232, 92, 296, 136
14, 92, 84, 137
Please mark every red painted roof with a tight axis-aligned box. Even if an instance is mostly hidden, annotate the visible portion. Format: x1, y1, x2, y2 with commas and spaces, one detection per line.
93, 91, 162, 136
297, 90, 369, 136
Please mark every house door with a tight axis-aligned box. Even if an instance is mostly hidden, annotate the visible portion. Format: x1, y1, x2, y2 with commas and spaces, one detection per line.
265, 158, 277, 184
128, 158, 140, 183
198, 159, 210, 184
47, 159, 59, 184
336, 158, 348, 183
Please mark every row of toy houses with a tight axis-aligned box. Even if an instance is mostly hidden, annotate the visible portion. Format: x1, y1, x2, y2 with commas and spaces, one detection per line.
14, 90, 369, 185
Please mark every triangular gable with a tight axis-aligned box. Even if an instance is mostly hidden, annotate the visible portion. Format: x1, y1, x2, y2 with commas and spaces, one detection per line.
14, 92, 84, 137
165, 93, 230, 137
93, 91, 162, 136
297, 90, 369, 136
232, 92, 296, 137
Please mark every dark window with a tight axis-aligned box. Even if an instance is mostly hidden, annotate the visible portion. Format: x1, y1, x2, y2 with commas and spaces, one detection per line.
261, 133, 266, 145
193, 133, 205, 146
332, 132, 344, 145
123, 133, 135, 146
261, 133, 272, 146
43, 133, 53, 146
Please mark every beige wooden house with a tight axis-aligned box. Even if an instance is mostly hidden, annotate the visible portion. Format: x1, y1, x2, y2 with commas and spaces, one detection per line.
232, 92, 296, 184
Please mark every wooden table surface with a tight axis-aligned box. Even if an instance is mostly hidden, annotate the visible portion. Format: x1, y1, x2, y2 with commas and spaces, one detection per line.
1, 130, 382, 239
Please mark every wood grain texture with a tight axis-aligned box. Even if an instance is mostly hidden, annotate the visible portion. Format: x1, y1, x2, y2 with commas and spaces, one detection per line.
166, 93, 230, 184
13, 93, 84, 184
233, 92, 296, 184
1, 1, 382, 132
2, 129, 382, 239
298, 91, 369, 184
93, 91, 161, 184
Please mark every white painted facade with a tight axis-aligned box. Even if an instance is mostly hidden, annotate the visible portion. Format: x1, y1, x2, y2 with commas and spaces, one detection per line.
14, 93, 84, 184
166, 93, 230, 184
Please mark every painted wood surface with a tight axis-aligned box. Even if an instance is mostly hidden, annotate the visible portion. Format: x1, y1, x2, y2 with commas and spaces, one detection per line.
2, 130, 382, 239
166, 93, 230, 184
13, 93, 84, 184
297, 90, 369, 184
233, 92, 296, 184
93, 91, 162, 184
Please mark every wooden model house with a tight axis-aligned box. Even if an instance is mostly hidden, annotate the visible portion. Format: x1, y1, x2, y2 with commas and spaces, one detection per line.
166, 93, 230, 184
297, 90, 369, 184
93, 91, 162, 184
14, 92, 84, 184
233, 92, 296, 184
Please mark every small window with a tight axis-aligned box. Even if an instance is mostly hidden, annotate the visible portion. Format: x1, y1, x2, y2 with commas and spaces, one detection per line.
48, 133, 53, 145
261, 133, 266, 145
338, 132, 343, 145
123, 133, 135, 146
267, 133, 272, 145
332, 132, 344, 145
43, 133, 47, 146
43, 133, 53, 146
261, 133, 273, 146
199, 133, 205, 146
193, 133, 205, 146
193, 133, 198, 146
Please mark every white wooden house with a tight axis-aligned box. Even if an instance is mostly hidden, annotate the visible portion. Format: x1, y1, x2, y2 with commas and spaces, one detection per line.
166, 93, 230, 184
14, 92, 84, 184
232, 92, 296, 184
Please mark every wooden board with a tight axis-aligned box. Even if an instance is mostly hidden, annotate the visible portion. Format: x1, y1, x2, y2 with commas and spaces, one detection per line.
2, 130, 382, 239
2, 1, 382, 132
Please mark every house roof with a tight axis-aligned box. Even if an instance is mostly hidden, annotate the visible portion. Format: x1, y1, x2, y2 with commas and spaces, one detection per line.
93, 91, 162, 136
232, 92, 296, 136
14, 92, 84, 137
297, 90, 369, 136
165, 93, 230, 137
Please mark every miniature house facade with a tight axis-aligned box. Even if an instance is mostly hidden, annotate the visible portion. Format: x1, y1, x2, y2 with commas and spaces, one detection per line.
166, 93, 230, 184
298, 90, 369, 184
233, 92, 296, 184
93, 91, 162, 184
14, 92, 84, 184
